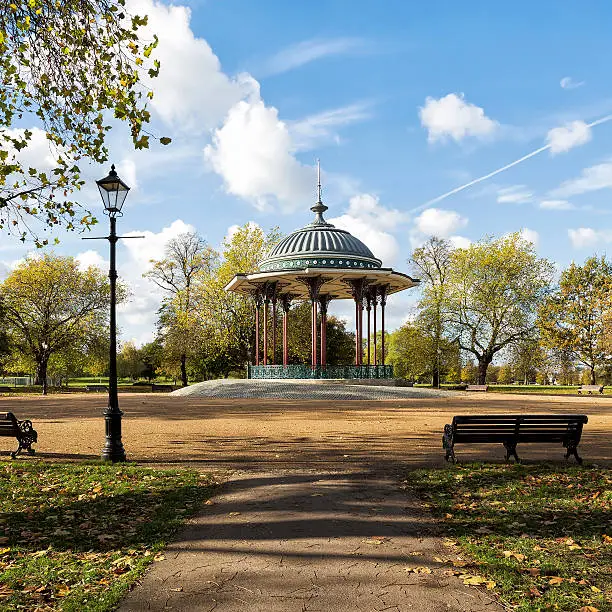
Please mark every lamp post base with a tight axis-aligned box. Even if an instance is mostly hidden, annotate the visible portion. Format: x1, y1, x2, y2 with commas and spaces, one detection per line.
101, 408, 126, 462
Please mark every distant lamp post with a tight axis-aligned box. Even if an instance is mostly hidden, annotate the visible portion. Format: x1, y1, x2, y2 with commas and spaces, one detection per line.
84, 164, 142, 462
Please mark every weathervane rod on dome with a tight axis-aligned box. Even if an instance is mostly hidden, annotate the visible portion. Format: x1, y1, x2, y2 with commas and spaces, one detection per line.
311, 159, 328, 225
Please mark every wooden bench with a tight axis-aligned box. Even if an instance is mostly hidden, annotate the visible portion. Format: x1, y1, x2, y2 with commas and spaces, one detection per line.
578, 385, 604, 394
85, 385, 108, 392
465, 384, 488, 392
0, 412, 38, 458
442, 414, 588, 464
0, 387, 13, 393
151, 384, 175, 392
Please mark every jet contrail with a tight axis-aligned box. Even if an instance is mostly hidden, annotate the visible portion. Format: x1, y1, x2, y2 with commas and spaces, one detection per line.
410, 113, 612, 214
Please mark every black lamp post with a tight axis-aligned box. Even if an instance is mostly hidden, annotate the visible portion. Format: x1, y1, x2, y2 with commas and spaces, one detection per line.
91, 164, 130, 462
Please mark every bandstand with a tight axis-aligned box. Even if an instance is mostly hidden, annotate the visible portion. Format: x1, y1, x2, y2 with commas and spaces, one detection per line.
224, 168, 419, 379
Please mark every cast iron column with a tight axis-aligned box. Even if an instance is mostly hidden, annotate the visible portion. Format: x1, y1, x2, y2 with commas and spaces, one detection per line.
380, 285, 388, 367
101, 216, 126, 462
365, 293, 372, 365
262, 296, 269, 366
271, 293, 277, 365
301, 277, 325, 368
373, 287, 378, 366
318, 295, 331, 366
254, 290, 262, 366
281, 294, 292, 367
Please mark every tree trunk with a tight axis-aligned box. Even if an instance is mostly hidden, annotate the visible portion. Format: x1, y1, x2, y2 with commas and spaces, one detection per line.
590, 365, 596, 385
477, 358, 490, 385
180, 353, 188, 387
432, 368, 440, 388
35, 358, 49, 396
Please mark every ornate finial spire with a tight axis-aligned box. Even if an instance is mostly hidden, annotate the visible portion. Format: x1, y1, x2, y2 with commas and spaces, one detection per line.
310, 159, 329, 225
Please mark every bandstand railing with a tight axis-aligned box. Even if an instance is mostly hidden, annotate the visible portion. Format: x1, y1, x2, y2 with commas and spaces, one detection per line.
247, 364, 394, 380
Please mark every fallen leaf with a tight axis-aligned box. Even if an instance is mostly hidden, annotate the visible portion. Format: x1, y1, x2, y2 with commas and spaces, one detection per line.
527, 568, 541, 576
578, 607, 599, 612
153, 553, 165, 562
528, 586, 541, 598
404, 566, 432, 574
590, 585, 602, 593
602, 534, 612, 544
548, 577, 564, 585
170, 587, 183, 592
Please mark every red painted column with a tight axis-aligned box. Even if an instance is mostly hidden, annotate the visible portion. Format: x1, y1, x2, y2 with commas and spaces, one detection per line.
263, 300, 269, 366
283, 310, 288, 366
312, 299, 318, 366
255, 303, 260, 366
271, 298, 277, 365
320, 312, 327, 365
373, 294, 378, 366
366, 298, 371, 365
358, 301, 364, 365
354, 299, 360, 366
380, 288, 387, 367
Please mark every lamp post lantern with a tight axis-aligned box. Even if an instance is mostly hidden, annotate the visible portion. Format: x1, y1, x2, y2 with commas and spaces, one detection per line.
94, 164, 130, 462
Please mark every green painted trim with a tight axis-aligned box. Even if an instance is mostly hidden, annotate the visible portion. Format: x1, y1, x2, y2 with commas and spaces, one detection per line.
247, 364, 394, 379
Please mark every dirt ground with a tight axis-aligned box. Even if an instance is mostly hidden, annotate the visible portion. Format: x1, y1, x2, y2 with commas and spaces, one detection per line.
0, 392, 610, 470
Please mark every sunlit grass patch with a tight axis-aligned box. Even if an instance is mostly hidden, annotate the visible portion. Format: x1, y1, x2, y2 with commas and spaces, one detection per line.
406, 464, 611, 611
0, 462, 215, 611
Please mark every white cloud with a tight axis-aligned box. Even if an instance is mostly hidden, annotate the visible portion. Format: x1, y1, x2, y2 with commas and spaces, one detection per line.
127, 0, 257, 133
519, 228, 539, 246
550, 161, 612, 198
546, 120, 592, 155
4, 127, 58, 171
76, 250, 108, 272
204, 97, 313, 211
225, 221, 261, 245
497, 185, 533, 204
419, 93, 498, 143
560, 76, 584, 90
261, 38, 366, 76
289, 102, 373, 150
568, 227, 612, 249
414, 208, 468, 237
449, 235, 472, 249
539, 199, 574, 210
328, 193, 409, 266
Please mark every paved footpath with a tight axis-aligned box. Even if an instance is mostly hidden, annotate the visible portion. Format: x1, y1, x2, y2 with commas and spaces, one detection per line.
119, 468, 502, 612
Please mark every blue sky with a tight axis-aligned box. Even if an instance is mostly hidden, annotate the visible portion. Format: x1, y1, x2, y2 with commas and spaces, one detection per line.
3, 0, 612, 344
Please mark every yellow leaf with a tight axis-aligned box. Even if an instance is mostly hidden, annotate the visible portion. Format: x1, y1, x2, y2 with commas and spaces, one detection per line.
548, 577, 564, 585
590, 585, 602, 593
578, 607, 599, 612
153, 553, 165, 562
602, 534, 612, 544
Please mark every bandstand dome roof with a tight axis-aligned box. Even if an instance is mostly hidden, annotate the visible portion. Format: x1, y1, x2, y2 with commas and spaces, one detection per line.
259, 209, 381, 273
225, 164, 419, 301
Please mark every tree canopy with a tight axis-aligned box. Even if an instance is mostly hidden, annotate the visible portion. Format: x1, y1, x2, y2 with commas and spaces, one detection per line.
0, 253, 118, 393
0, 0, 168, 244
443, 233, 554, 384
539, 256, 612, 384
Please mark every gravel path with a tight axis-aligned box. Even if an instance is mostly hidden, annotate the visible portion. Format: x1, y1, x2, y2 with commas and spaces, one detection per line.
172, 379, 458, 400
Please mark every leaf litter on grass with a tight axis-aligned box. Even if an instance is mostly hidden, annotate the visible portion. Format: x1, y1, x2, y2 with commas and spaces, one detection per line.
0, 462, 216, 611
406, 463, 612, 611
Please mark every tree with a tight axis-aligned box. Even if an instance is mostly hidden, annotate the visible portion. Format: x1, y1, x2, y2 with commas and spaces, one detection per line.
387, 323, 430, 382
1, 254, 115, 394
117, 341, 143, 380
508, 338, 545, 384
140, 339, 163, 381
0, 298, 10, 375
192, 223, 281, 374
444, 233, 554, 384
411, 237, 453, 387
0, 0, 169, 245
145, 232, 216, 386
538, 256, 612, 384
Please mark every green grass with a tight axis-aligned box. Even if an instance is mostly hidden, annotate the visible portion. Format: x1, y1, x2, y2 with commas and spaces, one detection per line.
406, 464, 612, 611
0, 462, 216, 611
